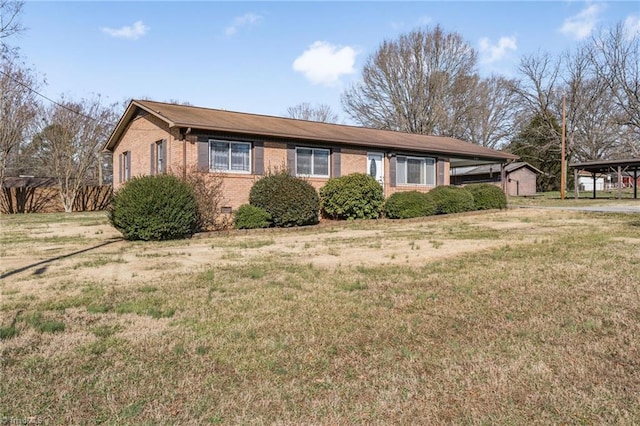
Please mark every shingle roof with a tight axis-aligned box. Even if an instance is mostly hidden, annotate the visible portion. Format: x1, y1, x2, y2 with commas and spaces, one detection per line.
451, 162, 542, 176
105, 99, 518, 162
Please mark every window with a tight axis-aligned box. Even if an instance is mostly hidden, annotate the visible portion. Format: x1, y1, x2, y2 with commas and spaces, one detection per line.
156, 140, 165, 174
122, 151, 131, 182
396, 156, 435, 186
296, 147, 330, 177
209, 140, 251, 173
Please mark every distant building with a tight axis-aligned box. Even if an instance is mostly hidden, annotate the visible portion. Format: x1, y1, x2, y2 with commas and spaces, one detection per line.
576, 172, 605, 191
450, 162, 541, 196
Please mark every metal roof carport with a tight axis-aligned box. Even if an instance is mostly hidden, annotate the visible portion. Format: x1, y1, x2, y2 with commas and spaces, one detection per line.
570, 159, 640, 199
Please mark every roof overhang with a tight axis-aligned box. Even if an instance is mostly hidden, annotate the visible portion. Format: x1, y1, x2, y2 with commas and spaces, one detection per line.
104, 100, 519, 165
570, 159, 640, 174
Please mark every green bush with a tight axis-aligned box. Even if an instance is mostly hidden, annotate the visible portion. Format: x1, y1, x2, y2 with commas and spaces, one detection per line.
384, 191, 436, 219
249, 171, 320, 227
234, 204, 272, 229
465, 183, 507, 210
109, 175, 199, 240
426, 185, 475, 215
320, 173, 384, 220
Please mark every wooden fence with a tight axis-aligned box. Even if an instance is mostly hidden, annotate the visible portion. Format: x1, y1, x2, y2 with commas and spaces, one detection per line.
1, 185, 112, 213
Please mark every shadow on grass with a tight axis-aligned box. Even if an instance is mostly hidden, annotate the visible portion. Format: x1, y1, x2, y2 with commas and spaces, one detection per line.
0, 238, 122, 280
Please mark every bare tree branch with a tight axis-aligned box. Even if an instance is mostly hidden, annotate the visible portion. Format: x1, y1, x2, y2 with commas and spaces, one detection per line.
0, 58, 40, 188
30, 96, 118, 212
286, 102, 339, 123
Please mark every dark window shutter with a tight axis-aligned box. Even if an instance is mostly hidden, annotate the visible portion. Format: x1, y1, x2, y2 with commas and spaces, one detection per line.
119, 153, 123, 183
197, 139, 209, 172
253, 142, 264, 175
389, 154, 396, 187
437, 159, 445, 185
150, 143, 156, 175
332, 148, 341, 178
287, 144, 296, 175
161, 139, 167, 173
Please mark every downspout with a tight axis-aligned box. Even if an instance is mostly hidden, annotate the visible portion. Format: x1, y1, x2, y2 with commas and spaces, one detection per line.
181, 127, 191, 179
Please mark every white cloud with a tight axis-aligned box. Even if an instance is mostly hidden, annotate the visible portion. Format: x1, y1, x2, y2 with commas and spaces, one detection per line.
101, 20, 149, 40
624, 15, 640, 39
418, 15, 432, 25
559, 3, 605, 40
293, 41, 358, 86
478, 36, 517, 64
225, 13, 263, 36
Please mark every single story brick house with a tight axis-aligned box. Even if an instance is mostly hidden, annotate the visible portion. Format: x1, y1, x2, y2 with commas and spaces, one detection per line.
105, 100, 518, 210
450, 162, 541, 196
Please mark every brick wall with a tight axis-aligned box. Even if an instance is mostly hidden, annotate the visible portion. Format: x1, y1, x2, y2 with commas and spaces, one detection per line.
111, 115, 454, 210
112, 113, 175, 190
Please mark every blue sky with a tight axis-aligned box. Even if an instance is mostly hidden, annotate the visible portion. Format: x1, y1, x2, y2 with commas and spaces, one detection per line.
14, 1, 640, 122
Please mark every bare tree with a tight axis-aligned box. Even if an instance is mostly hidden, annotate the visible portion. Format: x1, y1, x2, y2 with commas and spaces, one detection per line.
0, 58, 40, 188
341, 25, 477, 136
562, 44, 623, 161
30, 96, 117, 212
286, 102, 339, 123
464, 75, 518, 149
590, 22, 640, 150
0, 1, 24, 56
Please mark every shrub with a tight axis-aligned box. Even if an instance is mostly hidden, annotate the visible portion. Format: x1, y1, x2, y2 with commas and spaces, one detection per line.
109, 175, 198, 240
465, 183, 507, 210
234, 204, 272, 229
320, 173, 384, 220
249, 171, 320, 227
384, 191, 436, 219
426, 185, 475, 215
178, 166, 226, 231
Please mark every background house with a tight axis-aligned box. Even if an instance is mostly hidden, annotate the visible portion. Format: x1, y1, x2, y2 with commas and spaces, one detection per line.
450, 162, 540, 196
105, 100, 518, 210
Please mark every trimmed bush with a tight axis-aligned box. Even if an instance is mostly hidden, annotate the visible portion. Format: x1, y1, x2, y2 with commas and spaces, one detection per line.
465, 183, 507, 210
384, 191, 436, 219
234, 204, 272, 229
109, 175, 198, 241
425, 185, 475, 215
249, 171, 320, 227
320, 173, 384, 220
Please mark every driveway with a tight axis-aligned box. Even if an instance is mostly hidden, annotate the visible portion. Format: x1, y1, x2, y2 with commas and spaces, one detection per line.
515, 204, 640, 214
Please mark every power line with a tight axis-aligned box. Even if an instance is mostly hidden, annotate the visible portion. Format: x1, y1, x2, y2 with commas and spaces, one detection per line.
0, 67, 99, 122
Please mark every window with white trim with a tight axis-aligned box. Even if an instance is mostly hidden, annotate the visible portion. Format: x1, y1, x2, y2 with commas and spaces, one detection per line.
156, 140, 165, 174
396, 155, 435, 185
209, 140, 251, 173
296, 147, 330, 177
123, 151, 131, 182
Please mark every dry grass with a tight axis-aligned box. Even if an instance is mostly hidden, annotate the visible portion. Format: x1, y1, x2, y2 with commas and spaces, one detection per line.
1, 208, 639, 424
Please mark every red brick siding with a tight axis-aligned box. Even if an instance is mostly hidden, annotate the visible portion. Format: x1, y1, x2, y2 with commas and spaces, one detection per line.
112, 116, 454, 209
112, 114, 174, 190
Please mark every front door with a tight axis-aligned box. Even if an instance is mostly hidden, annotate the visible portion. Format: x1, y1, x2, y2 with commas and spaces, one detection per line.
367, 152, 384, 187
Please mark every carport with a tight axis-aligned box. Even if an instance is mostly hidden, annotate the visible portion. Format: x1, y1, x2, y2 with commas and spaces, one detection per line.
570, 159, 640, 199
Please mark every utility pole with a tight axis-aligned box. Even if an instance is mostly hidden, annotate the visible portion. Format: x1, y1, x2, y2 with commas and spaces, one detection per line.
561, 92, 566, 200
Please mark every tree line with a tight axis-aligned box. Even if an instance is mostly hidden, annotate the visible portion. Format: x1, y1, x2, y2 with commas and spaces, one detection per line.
299, 24, 639, 191
1, 2, 118, 212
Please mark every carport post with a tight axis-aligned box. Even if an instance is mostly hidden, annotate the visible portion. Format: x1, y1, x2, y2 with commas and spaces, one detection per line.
592, 173, 597, 199
574, 168, 579, 199
635, 169, 638, 199
617, 166, 622, 199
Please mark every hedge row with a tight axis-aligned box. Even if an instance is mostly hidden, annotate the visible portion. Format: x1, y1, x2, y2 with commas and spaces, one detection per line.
109, 173, 506, 240
385, 184, 506, 220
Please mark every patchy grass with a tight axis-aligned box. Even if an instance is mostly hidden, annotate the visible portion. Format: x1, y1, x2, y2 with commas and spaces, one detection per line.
509, 189, 639, 207
0, 209, 639, 424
